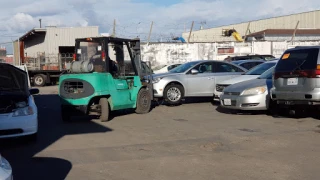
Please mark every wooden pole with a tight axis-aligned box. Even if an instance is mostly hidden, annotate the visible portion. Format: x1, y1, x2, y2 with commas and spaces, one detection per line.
188, 21, 194, 43
147, 21, 154, 46
112, 19, 116, 37
243, 21, 251, 42
291, 21, 300, 44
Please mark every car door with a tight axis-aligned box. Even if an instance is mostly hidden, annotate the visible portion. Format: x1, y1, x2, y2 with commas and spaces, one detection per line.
212, 62, 246, 86
185, 62, 215, 97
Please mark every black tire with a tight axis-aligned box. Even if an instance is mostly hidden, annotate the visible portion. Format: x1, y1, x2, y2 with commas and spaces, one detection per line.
164, 84, 184, 105
267, 98, 279, 116
34, 74, 46, 87
135, 88, 152, 114
99, 98, 109, 122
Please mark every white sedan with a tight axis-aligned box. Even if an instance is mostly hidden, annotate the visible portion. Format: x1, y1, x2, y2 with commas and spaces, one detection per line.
0, 154, 12, 180
0, 63, 39, 140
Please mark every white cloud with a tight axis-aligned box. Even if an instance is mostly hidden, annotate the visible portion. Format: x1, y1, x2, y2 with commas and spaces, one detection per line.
0, 0, 320, 52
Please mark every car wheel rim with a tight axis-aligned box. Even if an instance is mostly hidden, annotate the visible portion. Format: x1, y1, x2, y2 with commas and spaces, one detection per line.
35, 77, 43, 85
167, 87, 181, 102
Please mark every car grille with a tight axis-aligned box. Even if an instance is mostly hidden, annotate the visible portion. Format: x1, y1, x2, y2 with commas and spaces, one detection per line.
0, 129, 23, 136
223, 92, 241, 96
216, 84, 229, 92
63, 81, 84, 94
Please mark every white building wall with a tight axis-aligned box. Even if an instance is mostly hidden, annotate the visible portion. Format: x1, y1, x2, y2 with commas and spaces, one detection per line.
182, 10, 320, 42
140, 41, 320, 66
24, 34, 46, 57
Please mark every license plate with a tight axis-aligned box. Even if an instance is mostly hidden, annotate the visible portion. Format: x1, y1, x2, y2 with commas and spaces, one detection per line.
287, 78, 298, 85
224, 99, 231, 106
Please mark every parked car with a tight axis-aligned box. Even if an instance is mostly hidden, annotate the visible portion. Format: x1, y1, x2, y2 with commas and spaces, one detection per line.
0, 154, 12, 180
214, 60, 278, 101
153, 63, 182, 74
0, 63, 39, 140
271, 46, 320, 113
151, 60, 247, 105
224, 54, 275, 62
219, 66, 275, 111
231, 59, 265, 70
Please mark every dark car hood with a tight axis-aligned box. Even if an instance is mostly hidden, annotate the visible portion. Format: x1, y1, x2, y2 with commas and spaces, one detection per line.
224, 78, 272, 93
0, 63, 29, 95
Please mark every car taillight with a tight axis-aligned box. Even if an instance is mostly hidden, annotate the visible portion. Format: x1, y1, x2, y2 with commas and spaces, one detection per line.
73, 54, 76, 61
274, 69, 320, 79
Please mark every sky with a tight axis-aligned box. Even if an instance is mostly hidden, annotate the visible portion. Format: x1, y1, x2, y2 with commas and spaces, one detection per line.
0, 0, 320, 53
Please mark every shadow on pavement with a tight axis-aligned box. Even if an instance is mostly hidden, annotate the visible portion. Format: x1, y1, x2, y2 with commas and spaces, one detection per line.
0, 94, 113, 180
154, 97, 216, 107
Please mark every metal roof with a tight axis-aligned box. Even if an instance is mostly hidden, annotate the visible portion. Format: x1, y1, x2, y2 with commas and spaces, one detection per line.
18, 28, 47, 41
247, 29, 320, 37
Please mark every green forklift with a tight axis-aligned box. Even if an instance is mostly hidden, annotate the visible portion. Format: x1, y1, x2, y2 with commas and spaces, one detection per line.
59, 37, 153, 121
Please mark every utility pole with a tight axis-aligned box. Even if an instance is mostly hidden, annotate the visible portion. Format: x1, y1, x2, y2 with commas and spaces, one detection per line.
39, 19, 42, 28
147, 21, 154, 46
243, 21, 251, 42
291, 21, 300, 44
188, 21, 194, 43
112, 19, 116, 37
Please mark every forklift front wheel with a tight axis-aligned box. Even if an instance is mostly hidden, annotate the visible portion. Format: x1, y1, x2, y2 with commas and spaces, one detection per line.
99, 98, 110, 122
135, 88, 152, 114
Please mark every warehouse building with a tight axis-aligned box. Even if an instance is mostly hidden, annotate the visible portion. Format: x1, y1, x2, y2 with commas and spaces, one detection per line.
182, 10, 320, 42
13, 26, 99, 66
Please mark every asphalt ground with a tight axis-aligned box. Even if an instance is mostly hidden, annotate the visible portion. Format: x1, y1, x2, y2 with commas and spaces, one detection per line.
1, 85, 320, 180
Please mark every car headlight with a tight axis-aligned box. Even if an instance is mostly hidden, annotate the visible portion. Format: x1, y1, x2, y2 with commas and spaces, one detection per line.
13, 106, 34, 117
241, 86, 267, 96
152, 77, 163, 84
0, 154, 12, 174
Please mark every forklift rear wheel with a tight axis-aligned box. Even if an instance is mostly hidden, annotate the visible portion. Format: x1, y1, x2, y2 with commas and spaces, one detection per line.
135, 88, 152, 114
99, 98, 110, 122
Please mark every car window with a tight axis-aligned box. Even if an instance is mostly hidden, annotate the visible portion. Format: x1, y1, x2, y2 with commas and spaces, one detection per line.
258, 67, 275, 79
244, 62, 276, 75
241, 62, 255, 70
167, 65, 179, 71
275, 48, 319, 72
169, 61, 199, 73
252, 56, 262, 60
214, 62, 244, 72
192, 62, 213, 73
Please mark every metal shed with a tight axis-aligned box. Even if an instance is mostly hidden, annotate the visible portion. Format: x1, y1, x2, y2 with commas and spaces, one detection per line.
13, 26, 99, 66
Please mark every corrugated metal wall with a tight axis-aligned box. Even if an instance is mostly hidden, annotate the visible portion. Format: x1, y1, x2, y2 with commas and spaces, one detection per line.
45, 26, 99, 54
23, 26, 99, 56
182, 10, 320, 42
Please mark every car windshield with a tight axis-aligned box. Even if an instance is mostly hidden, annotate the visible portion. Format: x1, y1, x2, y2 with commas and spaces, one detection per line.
153, 65, 166, 71
258, 67, 275, 79
244, 62, 276, 75
169, 61, 199, 73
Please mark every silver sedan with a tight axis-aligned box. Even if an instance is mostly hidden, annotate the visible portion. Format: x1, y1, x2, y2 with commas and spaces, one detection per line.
151, 60, 247, 105
220, 67, 274, 111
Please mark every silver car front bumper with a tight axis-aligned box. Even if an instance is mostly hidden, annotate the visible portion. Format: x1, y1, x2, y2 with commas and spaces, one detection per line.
220, 93, 268, 110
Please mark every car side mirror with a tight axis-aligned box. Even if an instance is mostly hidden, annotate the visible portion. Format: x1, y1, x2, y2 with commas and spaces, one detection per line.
191, 69, 199, 75
29, 88, 39, 95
